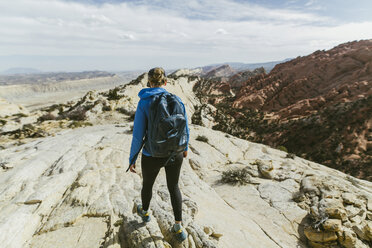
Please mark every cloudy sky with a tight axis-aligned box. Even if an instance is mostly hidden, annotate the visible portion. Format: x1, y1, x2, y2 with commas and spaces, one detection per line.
0, 0, 371, 72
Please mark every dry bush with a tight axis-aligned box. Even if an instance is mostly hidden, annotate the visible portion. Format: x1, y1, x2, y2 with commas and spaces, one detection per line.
38, 113, 57, 122
68, 121, 93, 129
63, 107, 87, 121
13, 113, 28, 118
220, 168, 251, 186
286, 153, 296, 159
196, 135, 209, 143
102, 105, 112, 111
116, 107, 136, 121
107, 88, 122, 100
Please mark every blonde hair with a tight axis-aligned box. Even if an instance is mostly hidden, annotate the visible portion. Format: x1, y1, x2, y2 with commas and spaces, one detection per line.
148, 67, 166, 87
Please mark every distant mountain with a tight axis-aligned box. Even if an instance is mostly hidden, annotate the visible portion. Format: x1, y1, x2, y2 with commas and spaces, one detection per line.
0, 71, 116, 86
193, 39, 372, 181
203, 64, 236, 78
193, 67, 265, 103
201, 59, 291, 73
2, 67, 42, 75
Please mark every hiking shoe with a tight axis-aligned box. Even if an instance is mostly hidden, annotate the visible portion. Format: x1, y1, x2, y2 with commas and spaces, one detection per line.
136, 204, 150, 222
172, 223, 187, 242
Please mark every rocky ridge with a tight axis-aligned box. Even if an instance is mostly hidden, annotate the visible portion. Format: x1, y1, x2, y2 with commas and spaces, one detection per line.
192, 40, 372, 180
233, 40, 372, 116
203, 65, 237, 78
192, 67, 266, 105
0, 70, 371, 247
197, 60, 287, 74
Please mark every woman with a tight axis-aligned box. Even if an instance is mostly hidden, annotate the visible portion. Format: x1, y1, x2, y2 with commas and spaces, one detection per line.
128, 67, 189, 242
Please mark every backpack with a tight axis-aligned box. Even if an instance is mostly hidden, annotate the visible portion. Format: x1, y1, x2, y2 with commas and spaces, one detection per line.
145, 92, 187, 158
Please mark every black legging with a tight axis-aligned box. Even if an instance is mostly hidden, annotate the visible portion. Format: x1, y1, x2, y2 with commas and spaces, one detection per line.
141, 152, 183, 221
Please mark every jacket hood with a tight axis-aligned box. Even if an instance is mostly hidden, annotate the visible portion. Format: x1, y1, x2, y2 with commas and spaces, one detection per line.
138, 87, 167, 99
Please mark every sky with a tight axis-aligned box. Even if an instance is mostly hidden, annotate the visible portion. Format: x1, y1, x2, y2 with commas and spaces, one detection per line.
0, 0, 371, 72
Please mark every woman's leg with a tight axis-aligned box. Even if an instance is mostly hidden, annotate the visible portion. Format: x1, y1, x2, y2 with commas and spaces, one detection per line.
164, 153, 183, 221
141, 155, 161, 211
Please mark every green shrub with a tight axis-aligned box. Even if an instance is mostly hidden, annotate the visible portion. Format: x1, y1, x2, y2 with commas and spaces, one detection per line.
64, 107, 87, 121
107, 88, 122, 100
221, 168, 251, 186
43, 104, 64, 113
116, 107, 135, 121
0, 119, 7, 126
102, 105, 112, 111
13, 113, 28, 118
277, 146, 288, 153
38, 113, 57, 122
196, 135, 208, 143
68, 121, 93, 129
23, 124, 35, 131
286, 153, 296, 159
0, 162, 10, 170
191, 105, 203, 126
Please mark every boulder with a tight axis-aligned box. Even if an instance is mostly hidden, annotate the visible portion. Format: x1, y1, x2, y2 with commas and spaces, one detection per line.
322, 219, 342, 232
342, 193, 358, 205
256, 159, 275, 179
319, 198, 348, 221
339, 228, 358, 248
365, 221, 372, 240
367, 197, 372, 211
304, 226, 338, 243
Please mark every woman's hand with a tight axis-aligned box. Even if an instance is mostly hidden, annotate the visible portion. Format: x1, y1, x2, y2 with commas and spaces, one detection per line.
183, 151, 188, 158
129, 164, 136, 173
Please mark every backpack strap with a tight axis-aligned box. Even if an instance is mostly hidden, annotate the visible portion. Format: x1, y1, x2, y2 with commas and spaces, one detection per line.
150, 92, 167, 116
164, 151, 179, 167
126, 92, 166, 172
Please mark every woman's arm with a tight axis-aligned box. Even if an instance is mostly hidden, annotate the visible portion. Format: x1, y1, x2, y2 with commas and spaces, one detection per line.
182, 101, 189, 153
129, 102, 147, 166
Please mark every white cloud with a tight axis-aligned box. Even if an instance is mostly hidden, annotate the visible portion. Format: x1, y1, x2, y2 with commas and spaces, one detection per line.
305, 0, 317, 7
124, 0, 330, 24
304, 0, 323, 10
118, 33, 135, 40
0, 0, 371, 71
84, 14, 115, 26
215, 29, 228, 35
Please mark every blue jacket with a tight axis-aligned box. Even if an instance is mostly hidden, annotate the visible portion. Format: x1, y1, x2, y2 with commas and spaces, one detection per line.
129, 87, 189, 165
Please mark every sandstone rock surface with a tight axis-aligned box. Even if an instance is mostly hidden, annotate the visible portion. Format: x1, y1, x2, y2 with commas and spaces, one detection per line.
0, 124, 284, 248
1, 122, 371, 247
0, 68, 371, 248
0, 97, 29, 118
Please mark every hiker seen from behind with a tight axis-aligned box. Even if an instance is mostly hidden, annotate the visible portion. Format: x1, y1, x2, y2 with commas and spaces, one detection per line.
128, 67, 189, 242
